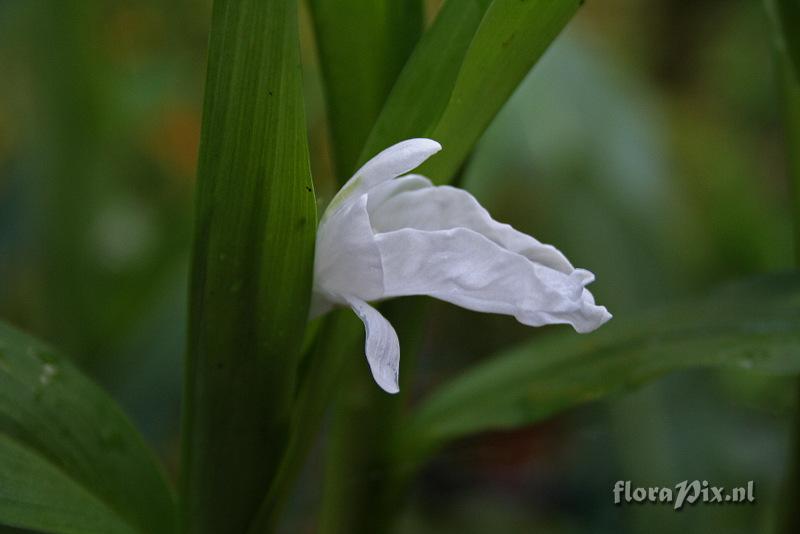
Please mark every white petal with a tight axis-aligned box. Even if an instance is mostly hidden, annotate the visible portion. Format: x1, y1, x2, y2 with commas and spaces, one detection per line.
314, 194, 383, 306
325, 139, 441, 215
346, 297, 400, 394
365, 174, 433, 214
375, 227, 611, 333
355, 139, 441, 190
370, 185, 574, 273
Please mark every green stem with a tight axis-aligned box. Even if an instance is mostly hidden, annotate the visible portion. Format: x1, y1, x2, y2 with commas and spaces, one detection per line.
246, 311, 363, 533
318, 298, 428, 534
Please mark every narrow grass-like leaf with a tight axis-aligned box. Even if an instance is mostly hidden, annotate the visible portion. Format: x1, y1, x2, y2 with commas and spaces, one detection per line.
361, 0, 581, 183
0, 321, 175, 534
404, 273, 800, 461
310, 0, 423, 180
420, 0, 581, 181
180, 0, 317, 532
359, 0, 492, 163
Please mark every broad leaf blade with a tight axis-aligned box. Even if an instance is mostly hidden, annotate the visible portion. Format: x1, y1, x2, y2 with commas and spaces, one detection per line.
0, 437, 136, 534
310, 0, 423, 180
361, 0, 581, 183
405, 273, 800, 459
180, 0, 317, 532
0, 321, 175, 534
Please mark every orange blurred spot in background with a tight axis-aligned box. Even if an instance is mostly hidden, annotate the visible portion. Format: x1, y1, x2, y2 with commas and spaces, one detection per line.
146, 102, 201, 186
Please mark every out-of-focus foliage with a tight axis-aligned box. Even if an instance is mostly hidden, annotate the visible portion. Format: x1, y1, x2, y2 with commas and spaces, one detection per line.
0, 0, 796, 533
0, 321, 175, 534
771, 0, 800, 79
0, 1, 206, 456
405, 273, 800, 460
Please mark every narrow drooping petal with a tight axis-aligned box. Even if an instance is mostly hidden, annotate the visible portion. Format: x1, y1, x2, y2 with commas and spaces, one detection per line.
327, 139, 442, 213
375, 227, 611, 333
370, 184, 574, 273
346, 297, 400, 394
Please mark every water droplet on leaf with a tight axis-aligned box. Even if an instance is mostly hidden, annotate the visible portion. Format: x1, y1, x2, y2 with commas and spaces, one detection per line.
39, 363, 58, 386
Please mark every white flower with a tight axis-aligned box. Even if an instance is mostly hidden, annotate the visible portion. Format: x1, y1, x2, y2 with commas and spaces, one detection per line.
312, 138, 611, 393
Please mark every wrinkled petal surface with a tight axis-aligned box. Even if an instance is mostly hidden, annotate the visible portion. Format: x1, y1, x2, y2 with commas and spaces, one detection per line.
371, 184, 574, 273
376, 227, 611, 333
365, 174, 433, 214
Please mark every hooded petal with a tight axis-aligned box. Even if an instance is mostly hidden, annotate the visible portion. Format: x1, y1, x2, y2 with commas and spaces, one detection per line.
370, 184, 574, 273
325, 139, 441, 216
346, 296, 400, 394
314, 194, 383, 312
354, 139, 441, 190
365, 174, 433, 214
375, 227, 611, 333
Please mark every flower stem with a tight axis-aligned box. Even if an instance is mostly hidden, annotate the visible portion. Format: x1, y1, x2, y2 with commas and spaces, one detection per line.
318, 298, 428, 534
246, 311, 363, 533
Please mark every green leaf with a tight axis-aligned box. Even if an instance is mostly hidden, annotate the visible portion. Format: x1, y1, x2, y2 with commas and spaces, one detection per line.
359, 0, 492, 164
180, 0, 317, 532
309, 0, 423, 180
0, 321, 175, 534
361, 0, 581, 183
404, 273, 800, 461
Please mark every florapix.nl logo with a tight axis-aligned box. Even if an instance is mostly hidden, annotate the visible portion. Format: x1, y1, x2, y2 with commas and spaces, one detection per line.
613, 480, 755, 510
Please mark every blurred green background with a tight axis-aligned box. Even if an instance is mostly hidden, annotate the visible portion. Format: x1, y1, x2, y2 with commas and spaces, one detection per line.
0, 0, 795, 532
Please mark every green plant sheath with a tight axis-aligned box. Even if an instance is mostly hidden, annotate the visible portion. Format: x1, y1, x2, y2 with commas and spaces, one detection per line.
180, 0, 316, 532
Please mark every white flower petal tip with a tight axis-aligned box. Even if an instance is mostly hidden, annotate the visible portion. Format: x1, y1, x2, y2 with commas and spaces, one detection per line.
567, 290, 612, 334
355, 139, 442, 188
312, 138, 611, 393
327, 139, 442, 212
347, 298, 400, 394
